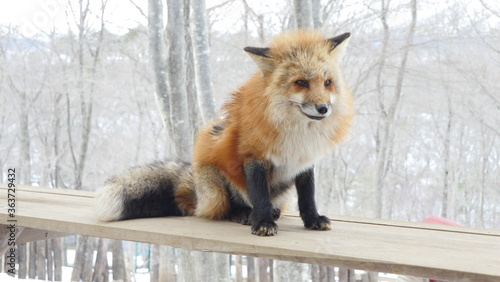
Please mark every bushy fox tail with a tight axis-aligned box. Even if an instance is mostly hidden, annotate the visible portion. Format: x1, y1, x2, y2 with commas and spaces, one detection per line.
94, 161, 196, 221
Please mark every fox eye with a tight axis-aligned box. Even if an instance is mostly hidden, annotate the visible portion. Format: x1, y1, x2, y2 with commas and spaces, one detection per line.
295, 80, 309, 87
324, 79, 332, 87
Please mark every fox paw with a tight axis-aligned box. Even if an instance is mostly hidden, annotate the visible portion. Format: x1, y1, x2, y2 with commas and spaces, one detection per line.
272, 208, 281, 221
304, 215, 332, 231
230, 207, 252, 225
251, 221, 278, 236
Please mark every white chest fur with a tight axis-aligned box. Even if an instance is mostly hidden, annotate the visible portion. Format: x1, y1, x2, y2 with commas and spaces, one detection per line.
266, 118, 337, 186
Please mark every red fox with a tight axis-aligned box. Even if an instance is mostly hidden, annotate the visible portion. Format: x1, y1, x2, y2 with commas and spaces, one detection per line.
95, 30, 354, 236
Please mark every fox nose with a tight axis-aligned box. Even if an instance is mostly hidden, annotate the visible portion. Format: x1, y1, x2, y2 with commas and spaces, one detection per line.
316, 104, 329, 115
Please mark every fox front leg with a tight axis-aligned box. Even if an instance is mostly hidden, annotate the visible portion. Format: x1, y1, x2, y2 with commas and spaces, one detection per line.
244, 160, 278, 236
295, 167, 332, 230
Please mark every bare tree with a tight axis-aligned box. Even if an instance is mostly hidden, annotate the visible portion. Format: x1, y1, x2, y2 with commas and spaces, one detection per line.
93, 238, 110, 281
247, 256, 256, 282
6, 35, 44, 279
374, 0, 417, 219
192, 0, 217, 121
166, 0, 193, 161
52, 238, 63, 281
112, 240, 129, 281
157, 246, 176, 282
293, 0, 314, 28
215, 253, 231, 282
441, 83, 454, 220
148, 0, 173, 138
311, 0, 323, 28
67, 0, 106, 191
7, 76, 31, 186
70, 0, 108, 280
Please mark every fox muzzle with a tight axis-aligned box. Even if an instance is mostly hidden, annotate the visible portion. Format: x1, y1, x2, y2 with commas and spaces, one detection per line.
299, 103, 332, 120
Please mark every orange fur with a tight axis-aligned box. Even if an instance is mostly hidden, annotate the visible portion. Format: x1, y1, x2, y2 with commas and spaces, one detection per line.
192, 30, 354, 219
192, 163, 232, 219
175, 185, 197, 215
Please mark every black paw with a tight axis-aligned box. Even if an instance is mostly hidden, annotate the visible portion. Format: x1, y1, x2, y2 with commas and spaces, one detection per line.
303, 215, 332, 231
272, 208, 281, 221
229, 206, 252, 225
251, 221, 278, 236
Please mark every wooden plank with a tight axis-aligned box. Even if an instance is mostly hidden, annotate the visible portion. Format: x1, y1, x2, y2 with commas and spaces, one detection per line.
0, 184, 499, 281
16, 228, 71, 244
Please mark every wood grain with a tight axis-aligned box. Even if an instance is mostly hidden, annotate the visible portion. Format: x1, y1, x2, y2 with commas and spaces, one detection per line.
0, 184, 499, 281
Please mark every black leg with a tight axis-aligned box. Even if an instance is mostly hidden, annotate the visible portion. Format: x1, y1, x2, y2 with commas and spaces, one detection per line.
295, 167, 331, 230
244, 160, 278, 236
228, 205, 252, 225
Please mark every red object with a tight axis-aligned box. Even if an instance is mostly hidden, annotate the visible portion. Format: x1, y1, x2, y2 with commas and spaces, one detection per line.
423, 216, 464, 282
422, 215, 464, 227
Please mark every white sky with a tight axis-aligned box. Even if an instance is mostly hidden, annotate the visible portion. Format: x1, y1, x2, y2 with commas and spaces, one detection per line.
0, 0, 288, 37
0, 0, 149, 36
1, 0, 498, 37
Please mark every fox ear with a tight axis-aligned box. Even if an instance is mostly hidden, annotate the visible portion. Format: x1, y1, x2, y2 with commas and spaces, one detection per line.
327, 32, 351, 53
244, 47, 275, 73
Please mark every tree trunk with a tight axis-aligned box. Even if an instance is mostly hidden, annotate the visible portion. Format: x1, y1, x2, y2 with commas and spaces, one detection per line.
71, 236, 85, 281
150, 244, 159, 282
72, 0, 92, 190
148, 0, 173, 135
293, 0, 314, 28
247, 256, 255, 282
477, 124, 491, 228
159, 246, 176, 282
71, 236, 96, 281
235, 255, 243, 282
193, 251, 215, 281
184, 0, 202, 133
258, 258, 271, 282
167, 0, 192, 161
269, 259, 274, 281
273, 260, 290, 281
36, 240, 47, 280
374, 0, 391, 219
215, 253, 230, 282
338, 268, 355, 282
18, 244, 27, 279
29, 242, 36, 278
7, 70, 31, 186
375, 0, 417, 219
442, 91, 453, 219
327, 266, 335, 282
192, 0, 217, 121
319, 265, 330, 282
362, 271, 379, 282
20, 95, 31, 185
292, 262, 309, 282
52, 89, 63, 188
311, 264, 319, 282
82, 237, 97, 282
311, 0, 323, 28
93, 238, 110, 282
177, 249, 196, 282
52, 238, 63, 281
47, 237, 54, 281
258, 15, 265, 44
112, 240, 127, 281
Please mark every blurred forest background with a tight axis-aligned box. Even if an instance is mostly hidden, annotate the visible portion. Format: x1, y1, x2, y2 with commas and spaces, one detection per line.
0, 0, 499, 281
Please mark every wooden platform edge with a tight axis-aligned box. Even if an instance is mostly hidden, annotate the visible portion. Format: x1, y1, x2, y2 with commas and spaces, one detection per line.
1, 184, 499, 281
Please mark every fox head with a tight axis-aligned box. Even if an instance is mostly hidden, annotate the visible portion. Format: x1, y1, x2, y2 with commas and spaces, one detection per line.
244, 30, 351, 122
